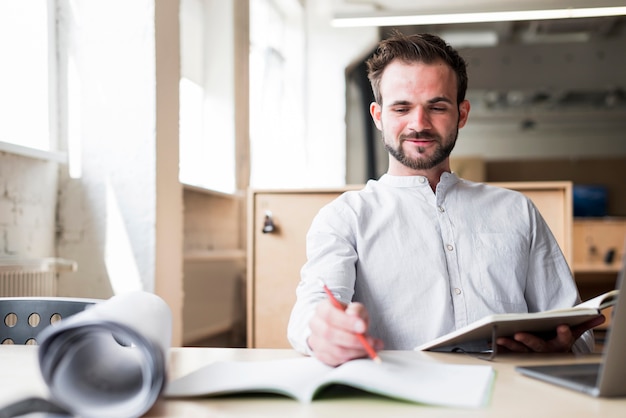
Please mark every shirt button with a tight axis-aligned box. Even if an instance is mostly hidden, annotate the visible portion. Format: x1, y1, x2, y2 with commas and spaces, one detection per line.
454, 288, 462, 295
446, 244, 454, 251
419, 177, 427, 184
438, 205, 445, 212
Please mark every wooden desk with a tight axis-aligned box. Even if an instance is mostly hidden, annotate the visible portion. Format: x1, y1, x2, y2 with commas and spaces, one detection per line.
1, 346, 625, 417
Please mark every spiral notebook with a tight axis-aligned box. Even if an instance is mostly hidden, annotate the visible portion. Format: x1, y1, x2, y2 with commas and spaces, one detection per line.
515, 256, 626, 397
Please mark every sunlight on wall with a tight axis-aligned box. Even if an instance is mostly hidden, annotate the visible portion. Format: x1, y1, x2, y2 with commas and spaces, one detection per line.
67, 56, 82, 179
179, 77, 206, 186
105, 179, 143, 295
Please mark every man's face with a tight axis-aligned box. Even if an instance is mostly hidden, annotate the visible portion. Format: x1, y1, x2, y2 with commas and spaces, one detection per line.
370, 59, 470, 175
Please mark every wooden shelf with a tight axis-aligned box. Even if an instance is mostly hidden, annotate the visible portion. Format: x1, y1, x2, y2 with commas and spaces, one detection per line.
182, 182, 245, 199
184, 249, 246, 262
573, 218, 625, 276
573, 263, 622, 274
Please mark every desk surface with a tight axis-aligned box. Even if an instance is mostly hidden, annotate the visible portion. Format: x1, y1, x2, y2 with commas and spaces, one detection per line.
1, 346, 624, 417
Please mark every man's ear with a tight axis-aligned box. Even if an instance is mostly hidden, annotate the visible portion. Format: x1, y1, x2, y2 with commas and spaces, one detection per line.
458, 100, 470, 128
370, 101, 382, 130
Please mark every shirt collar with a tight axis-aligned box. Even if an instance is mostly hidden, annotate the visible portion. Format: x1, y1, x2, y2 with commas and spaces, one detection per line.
377, 172, 460, 188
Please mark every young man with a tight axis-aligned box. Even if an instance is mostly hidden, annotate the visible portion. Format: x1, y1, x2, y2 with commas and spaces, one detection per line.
287, 32, 602, 366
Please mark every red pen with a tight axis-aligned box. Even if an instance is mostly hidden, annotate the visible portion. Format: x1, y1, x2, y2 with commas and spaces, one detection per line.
318, 279, 382, 363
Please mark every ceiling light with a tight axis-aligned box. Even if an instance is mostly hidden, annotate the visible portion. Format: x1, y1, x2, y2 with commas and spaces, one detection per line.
437, 30, 498, 47
331, 6, 626, 28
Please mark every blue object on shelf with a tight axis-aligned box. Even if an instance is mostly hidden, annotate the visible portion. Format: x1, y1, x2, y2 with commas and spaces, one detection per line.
573, 185, 607, 217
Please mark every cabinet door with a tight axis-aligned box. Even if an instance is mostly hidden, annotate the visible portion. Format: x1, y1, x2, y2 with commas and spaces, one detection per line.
248, 191, 343, 348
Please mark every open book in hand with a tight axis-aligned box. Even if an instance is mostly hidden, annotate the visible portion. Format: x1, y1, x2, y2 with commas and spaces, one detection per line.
416, 290, 619, 353
164, 351, 495, 408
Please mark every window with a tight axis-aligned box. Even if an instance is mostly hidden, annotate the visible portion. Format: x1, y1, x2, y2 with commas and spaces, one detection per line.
179, 0, 306, 193
179, 0, 236, 194
0, 1, 57, 153
249, 0, 306, 188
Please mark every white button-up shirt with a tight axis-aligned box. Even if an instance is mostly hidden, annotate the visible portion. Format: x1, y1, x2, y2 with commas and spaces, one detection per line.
287, 173, 593, 354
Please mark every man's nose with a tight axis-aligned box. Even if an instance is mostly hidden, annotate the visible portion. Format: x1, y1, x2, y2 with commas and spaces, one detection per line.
409, 107, 432, 131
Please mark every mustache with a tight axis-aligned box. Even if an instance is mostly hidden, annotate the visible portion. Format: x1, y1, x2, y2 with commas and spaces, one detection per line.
400, 131, 437, 141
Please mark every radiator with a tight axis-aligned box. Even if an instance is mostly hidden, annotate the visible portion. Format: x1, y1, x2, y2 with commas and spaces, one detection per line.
0, 258, 77, 297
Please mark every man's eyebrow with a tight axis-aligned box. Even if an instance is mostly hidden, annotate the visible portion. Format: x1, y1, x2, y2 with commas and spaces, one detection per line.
428, 96, 454, 105
388, 100, 412, 107
387, 97, 454, 107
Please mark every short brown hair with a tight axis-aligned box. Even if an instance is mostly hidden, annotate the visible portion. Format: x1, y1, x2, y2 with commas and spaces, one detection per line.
366, 32, 468, 106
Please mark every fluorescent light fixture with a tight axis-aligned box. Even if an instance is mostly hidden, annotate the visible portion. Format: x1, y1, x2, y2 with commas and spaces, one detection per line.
437, 30, 499, 47
332, 6, 626, 28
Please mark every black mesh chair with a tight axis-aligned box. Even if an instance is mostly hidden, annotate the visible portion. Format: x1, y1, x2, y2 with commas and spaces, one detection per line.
0, 297, 101, 345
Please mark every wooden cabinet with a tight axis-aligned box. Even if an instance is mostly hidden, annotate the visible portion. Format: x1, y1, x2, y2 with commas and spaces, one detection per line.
247, 182, 573, 348
572, 218, 625, 304
572, 218, 626, 341
246, 188, 357, 348
573, 218, 626, 274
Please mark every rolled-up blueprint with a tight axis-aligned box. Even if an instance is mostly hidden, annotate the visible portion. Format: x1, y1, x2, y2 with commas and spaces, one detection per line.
37, 291, 172, 418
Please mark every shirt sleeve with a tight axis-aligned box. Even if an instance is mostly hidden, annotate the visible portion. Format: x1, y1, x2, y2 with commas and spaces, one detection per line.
572, 329, 595, 354
524, 198, 596, 353
287, 201, 358, 355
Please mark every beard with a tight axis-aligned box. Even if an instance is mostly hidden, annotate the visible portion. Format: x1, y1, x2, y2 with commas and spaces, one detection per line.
382, 128, 458, 171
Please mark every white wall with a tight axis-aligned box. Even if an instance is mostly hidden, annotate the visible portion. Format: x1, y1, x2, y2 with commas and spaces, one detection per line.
302, 1, 379, 186
53, 0, 184, 344
0, 153, 57, 257
55, 0, 159, 297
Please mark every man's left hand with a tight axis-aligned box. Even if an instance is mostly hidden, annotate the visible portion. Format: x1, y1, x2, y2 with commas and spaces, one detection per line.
495, 315, 606, 353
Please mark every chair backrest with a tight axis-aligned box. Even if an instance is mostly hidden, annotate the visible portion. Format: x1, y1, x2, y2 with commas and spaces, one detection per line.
0, 297, 101, 345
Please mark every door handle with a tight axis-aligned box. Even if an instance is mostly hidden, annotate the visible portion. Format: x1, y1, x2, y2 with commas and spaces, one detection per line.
262, 211, 275, 233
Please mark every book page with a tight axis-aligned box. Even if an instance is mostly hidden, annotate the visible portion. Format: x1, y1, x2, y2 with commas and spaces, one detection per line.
166, 352, 494, 408
165, 357, 332, 402
313, 352, 493, 408
574, 290, 619, 310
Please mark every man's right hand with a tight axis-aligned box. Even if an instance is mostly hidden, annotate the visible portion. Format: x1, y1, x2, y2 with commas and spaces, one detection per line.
307, 300, 383, 366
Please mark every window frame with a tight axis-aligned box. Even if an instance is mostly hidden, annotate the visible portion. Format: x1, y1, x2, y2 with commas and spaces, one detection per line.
0, 0, 65, 163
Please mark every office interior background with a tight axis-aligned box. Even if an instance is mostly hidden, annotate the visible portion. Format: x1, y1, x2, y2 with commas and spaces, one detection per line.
1, 0, 625, 346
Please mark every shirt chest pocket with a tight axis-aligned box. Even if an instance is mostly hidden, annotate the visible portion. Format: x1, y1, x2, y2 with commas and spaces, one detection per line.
472, 232, 529, 307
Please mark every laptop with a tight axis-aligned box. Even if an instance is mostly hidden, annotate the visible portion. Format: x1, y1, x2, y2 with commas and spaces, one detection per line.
515, 253, 626, 397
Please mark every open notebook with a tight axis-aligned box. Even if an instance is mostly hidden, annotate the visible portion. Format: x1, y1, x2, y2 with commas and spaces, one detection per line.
516, 254, 626, 397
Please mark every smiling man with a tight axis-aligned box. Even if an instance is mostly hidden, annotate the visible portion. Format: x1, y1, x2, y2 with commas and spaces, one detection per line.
372, 58, 469, 183
287, 32, 600, 367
